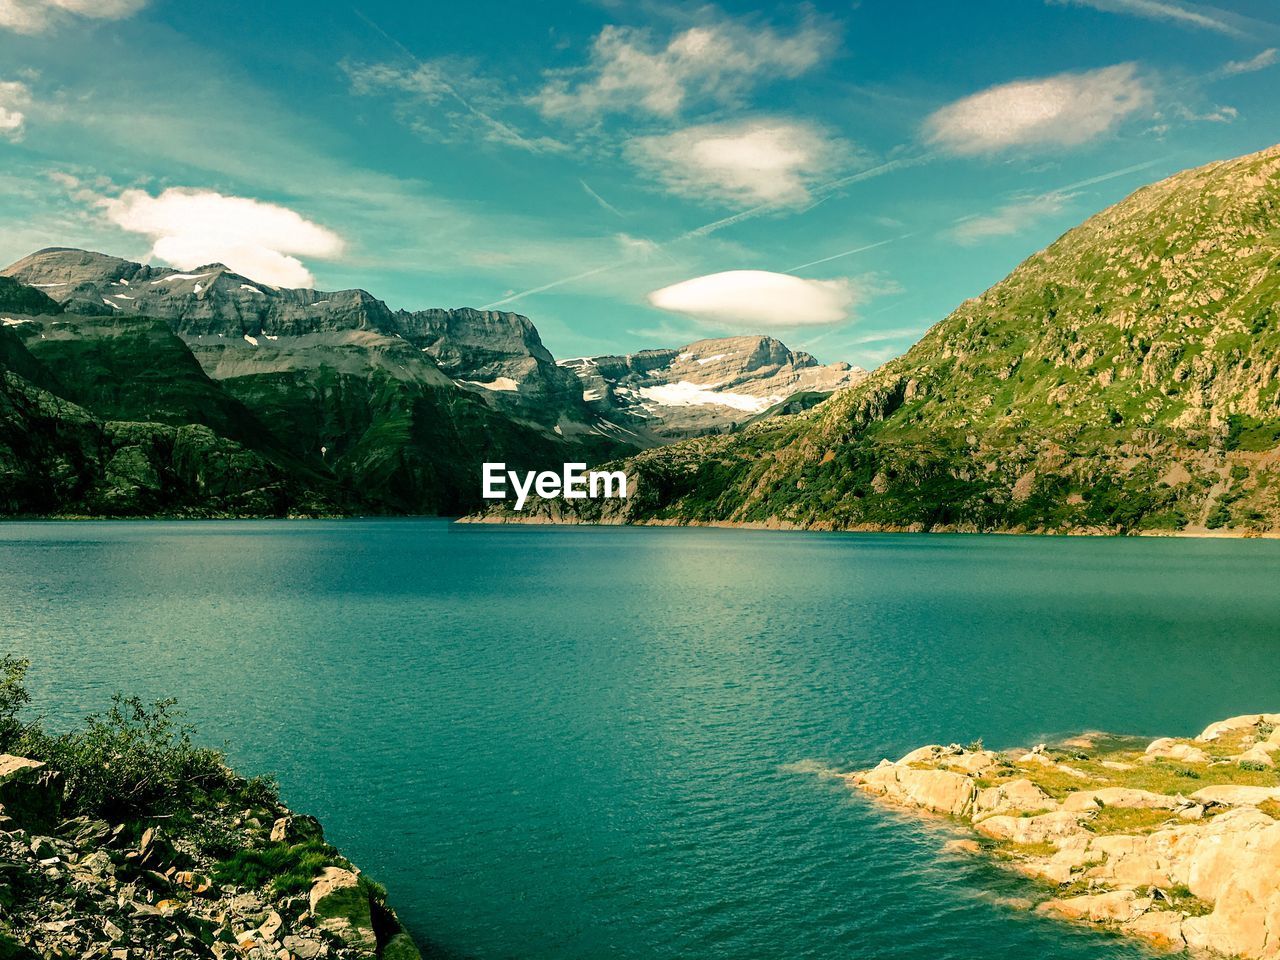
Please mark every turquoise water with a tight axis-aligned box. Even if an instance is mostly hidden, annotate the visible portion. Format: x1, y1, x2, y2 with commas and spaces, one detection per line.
4, 521, 1280, 959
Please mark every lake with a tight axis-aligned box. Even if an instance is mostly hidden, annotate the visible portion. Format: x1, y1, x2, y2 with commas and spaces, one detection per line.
3, 520, 1279, 959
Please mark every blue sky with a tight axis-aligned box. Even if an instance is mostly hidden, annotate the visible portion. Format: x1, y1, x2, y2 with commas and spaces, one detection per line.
1, 0, 1278, 367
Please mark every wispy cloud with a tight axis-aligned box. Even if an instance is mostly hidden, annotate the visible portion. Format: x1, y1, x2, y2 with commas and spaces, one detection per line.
1219, 48, 1279, 77
531, 12, 835, 120
1046, 0, 1246, 37
0, 0, 148, 34
949, 192, 1076, 245
627, 118, 853, 208
924, 64, 1154, 155
948, 156, 1170, 244
0, 80, 31, 139
342, 56, 565, 154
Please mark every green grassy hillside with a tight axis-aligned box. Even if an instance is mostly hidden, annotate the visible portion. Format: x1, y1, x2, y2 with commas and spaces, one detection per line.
506, 143, 1280, 535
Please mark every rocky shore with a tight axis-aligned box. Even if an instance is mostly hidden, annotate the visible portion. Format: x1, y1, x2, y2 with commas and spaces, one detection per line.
850, 714, 1280, 958
0, 753, 420, 960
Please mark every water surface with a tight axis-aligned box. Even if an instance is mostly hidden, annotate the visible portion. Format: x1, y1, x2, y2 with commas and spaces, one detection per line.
4, 521, 1279, 959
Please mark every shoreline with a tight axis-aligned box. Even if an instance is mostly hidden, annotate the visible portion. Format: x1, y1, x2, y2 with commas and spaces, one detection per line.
846, 714, 1280, 958
460, 513, 1280, 540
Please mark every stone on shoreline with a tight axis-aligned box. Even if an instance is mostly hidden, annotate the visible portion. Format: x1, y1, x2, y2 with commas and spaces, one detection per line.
847, 714, 1280, 959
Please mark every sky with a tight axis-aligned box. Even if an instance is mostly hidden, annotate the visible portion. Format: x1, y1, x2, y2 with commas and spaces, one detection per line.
1, 0, 1278, 368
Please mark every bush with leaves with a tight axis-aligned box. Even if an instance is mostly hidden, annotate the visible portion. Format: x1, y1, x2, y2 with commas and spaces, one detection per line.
30, 694, 244, 821
0, 655, 35, 755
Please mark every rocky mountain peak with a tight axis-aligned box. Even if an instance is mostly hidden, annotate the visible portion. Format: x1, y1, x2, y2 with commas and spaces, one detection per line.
559, 333, 866, 442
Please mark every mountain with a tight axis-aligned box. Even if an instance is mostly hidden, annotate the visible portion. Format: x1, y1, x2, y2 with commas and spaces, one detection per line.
1, 249, 637, 515
559, 335, 865, 443
1, 249, 864, 517
484, 142, 1280, 535
3, 247, 608, 440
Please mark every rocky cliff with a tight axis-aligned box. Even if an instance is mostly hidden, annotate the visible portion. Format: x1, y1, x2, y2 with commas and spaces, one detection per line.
0, 265, 611, 516
3, 248, 607, 444
0, 756, 419, 959
0, 658, 421, 959
848, 713, 1280, 958
559, 335, 865, 443
481, 142, 1280, 535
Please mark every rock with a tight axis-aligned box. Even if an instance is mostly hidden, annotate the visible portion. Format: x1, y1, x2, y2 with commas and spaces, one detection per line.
1196, 714, 1280, 742
282, 935, 329, 959
1127, 910, 1186, 949
974, 778, 1054, 818
1040, 889, 1148, 923
942, 839, 981, 855
896, 745, 946, 766
1144, 738, 1210, 763
269, 814, 323, 845
975, 811, 1086, 845
854, 765, 977, 817
942, 750, 1001, 775
1237, 746, 1276, 768
308, 867, 377, 955
1061, 788, 1182, 813
1190, 785, 1280, 806
381, 932, 424, 960
0, 755, 63, 831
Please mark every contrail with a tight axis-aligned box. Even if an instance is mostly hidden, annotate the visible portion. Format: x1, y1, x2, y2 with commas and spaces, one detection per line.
1053, 157, 1170, 193
353, 8, 556, 154
580, 180, 625, 218
479, 154, 933, 308
787, 235, 912, 272
482, 263, 621, 310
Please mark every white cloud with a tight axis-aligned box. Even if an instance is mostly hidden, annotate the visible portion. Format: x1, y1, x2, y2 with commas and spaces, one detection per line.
924, 64, 1153, 155
0, 0, 148, 33
949, 192, 1076, 245
97, 188, 345, 288
533, 15, 833, 120
627, 118, 848, 208
1046, 0, 1245, 36
1220, 49, 1278, 76
648, 270, 860, 329
0, 80, 31, 139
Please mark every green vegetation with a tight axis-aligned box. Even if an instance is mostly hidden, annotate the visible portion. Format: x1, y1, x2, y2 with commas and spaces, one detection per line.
1087, 807, 1177, 835
213, 838, 343, 896
3, 655, 270, 822
556, 143, 1280, 534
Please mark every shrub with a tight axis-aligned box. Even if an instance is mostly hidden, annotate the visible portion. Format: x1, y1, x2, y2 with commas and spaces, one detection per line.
32, 694, 234, 821
0, 656, 40, 755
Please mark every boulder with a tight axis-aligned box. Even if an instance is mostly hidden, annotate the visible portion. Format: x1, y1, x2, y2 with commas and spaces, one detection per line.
975, 811, 1085, 845
974, 778, 1054, 818
309, 867, 377, 955
381, 932, 424, 960
1196, 714, 1280, 743
0, 755, 62, 831
1144, 739, 1210, 763
1237, 746, 1276, 768
1040, 889, 1150, 923
854, 766, 976, 817
1191, 785, 1280, 807
896, 745, 946, 766
1061, 788, 1182, 813
1127, 910, 1186, 950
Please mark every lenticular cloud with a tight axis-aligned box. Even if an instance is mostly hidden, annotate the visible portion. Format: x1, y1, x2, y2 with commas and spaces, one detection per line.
647, 270, 857, 328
